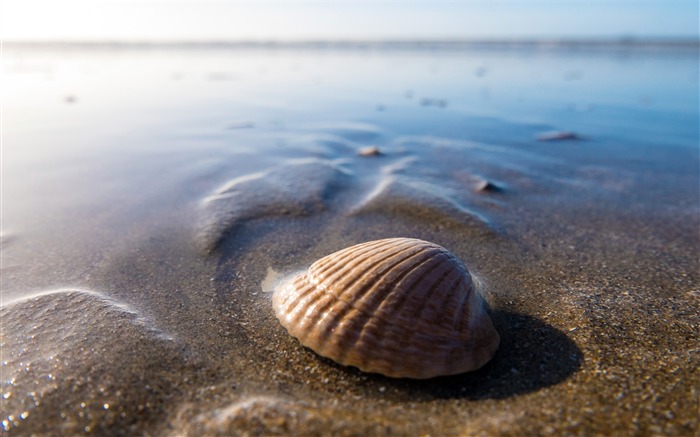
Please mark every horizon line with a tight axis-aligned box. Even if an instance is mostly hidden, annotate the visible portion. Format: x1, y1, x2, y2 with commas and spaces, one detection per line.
4, 36, 699, 45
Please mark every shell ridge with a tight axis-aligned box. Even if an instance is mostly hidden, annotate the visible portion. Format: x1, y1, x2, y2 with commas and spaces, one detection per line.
284, 240, 426, 340
295, 291, 338, 341
424, 275, 474, 373
331, 251, 445, 366
276, 275, 317, 323
272, 277, 297, 315
295, 282, 335, 322
327, 308, 372, 365
385, 249, 455, 318
330, 246, 441, 319
279, 284, 321, 335
452, 301, 499, 372
368, 249, 451, 331
278, 239, 423, 355
407, 263, 462, 332
371, 257, 460, 368
308, 247, 435, 349
450, 281, 474, 339
433, 272, 467, 332
311, 239, 416, 292
295, 292, 338, 343
309, 239, 389, 281
280, 275, 312, 307
456, 279, 484, 336
318, 239, 427, 303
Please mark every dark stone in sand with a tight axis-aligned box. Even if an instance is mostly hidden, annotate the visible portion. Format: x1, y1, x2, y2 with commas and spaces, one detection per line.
474, 178, 501, 193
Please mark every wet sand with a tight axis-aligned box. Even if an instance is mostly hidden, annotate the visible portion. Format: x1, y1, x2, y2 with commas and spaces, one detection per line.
2, 43, 699, 435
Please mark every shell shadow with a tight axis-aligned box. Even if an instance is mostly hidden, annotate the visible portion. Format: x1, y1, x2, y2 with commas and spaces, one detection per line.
383, 309, 583, 400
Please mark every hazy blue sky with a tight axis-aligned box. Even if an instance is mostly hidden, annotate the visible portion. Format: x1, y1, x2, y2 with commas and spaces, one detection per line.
2, 1, 698, 41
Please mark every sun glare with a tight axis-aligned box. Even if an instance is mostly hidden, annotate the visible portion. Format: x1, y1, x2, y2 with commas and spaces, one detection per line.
2, 1, 698, 42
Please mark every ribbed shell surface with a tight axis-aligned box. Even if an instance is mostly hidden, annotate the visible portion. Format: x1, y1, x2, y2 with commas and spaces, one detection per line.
272, 238, 500, 379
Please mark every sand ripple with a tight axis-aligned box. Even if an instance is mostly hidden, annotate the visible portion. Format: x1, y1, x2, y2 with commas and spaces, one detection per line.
195, 133, 509, 252
177, 397, 330, 436
1, 289, 195, 435
170, 395, 387, 436
198, 158, 351, 251
351, 174, 495, 233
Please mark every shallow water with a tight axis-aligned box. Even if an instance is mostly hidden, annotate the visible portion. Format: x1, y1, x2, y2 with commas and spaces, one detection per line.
2, 43, 699, 435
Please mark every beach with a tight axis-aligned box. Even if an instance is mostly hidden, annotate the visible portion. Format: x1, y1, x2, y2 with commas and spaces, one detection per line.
2, 42, 699, 435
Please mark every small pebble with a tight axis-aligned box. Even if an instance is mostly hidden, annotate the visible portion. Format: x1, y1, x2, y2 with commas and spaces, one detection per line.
358, 146, 382, 157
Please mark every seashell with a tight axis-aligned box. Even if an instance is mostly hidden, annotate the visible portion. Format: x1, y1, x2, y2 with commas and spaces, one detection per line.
272, 238, 500, 379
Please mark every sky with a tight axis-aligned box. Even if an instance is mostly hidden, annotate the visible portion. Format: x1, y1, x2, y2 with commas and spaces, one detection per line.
1, 1, 698, 42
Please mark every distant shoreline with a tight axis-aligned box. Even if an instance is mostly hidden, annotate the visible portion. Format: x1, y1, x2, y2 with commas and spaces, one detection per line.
4, 38, 699, 52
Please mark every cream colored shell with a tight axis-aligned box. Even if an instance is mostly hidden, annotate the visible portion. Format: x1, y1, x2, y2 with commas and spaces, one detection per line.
272, 238, 500, 379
